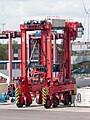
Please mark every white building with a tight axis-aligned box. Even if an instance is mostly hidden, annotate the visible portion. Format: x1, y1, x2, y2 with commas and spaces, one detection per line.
71, 42, 90, 65
71, 41, 90, 51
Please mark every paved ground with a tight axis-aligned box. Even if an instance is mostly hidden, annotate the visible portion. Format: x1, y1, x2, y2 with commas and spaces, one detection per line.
0, 103, 90, 120
0, 109, 90, 120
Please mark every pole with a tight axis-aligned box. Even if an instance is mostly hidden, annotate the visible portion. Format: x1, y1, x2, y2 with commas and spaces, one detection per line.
53, 34, 57, 64
8, 33, 12, 85
2, 23, 5, 32
1, 23, 6, 43
88, 13, 89, 41
53, 34, 57, 77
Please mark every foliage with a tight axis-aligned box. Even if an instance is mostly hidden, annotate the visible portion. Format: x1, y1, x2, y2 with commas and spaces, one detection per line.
0, 40, 20, 60
12, 40, 20, 49
73, 64, 78, 69
87, 62, 90, 68
0, 44, 8, 60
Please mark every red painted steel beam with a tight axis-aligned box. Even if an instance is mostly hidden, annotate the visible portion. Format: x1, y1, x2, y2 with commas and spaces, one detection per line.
65, 28, 71, 81
65, 22, 83, 82
20, 24, 45, 31
46, 23, 52, 84
41, 30, 47, 65
0, 34, 8, 39
1, 31, 21, 38
21, 30, 28, 95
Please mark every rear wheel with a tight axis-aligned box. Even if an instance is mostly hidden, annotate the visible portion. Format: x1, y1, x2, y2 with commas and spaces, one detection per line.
62, 95, 70, 105
36, 93, 42, 104
16, 97, 24, 108
16, 102, 23, 108
36, 98, 42, 104
25, 94, 32, 107
52, 97, 59, 108
44, 98, 51, 109
25, 103, 31, 107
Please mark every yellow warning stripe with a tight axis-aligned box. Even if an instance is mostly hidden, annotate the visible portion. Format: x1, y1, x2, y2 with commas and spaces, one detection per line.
15, 87, 21, 104
42, 88, 49, 104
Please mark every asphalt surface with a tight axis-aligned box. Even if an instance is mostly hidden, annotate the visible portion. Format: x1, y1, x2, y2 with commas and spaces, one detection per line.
0, 77, 90, 120
0, 104, 90, 120
0, 108, 90, 120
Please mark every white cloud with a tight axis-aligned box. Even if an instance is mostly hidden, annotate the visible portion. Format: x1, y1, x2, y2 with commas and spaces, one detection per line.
0, 0, 90, 32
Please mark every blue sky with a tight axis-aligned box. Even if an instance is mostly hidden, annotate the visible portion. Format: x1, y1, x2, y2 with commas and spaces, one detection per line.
0, 0, 90, 41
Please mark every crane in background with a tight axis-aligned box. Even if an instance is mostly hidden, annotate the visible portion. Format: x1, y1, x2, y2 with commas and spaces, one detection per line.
82, 0, 90, 41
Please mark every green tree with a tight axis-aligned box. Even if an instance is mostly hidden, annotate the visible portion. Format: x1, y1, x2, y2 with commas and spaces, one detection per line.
87, 62, 90, 68
73, 63, 78, 69
0, 44, 8, 60
12, 40, 18, 49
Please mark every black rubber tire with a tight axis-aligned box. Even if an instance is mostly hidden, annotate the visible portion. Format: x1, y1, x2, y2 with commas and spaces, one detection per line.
36, 100, 42, 104
52, 97, 59, 108
36, 92, 42, 104
16, 103, 23, 108
25, 103, 31, 107
63, 95, 70, 105
44, 98, 51, 109
36, 96, 42, 104
16, 98, 24, 108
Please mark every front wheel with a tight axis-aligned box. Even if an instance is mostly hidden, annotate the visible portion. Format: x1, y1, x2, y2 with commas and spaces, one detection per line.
44, 98, 51, 109
25, 94, 32, 107
25, 103, 31, 107
16, 97, 24, 108
52, 97, 59, 108
36, 92, 42, 104
16, 102, 23, 108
